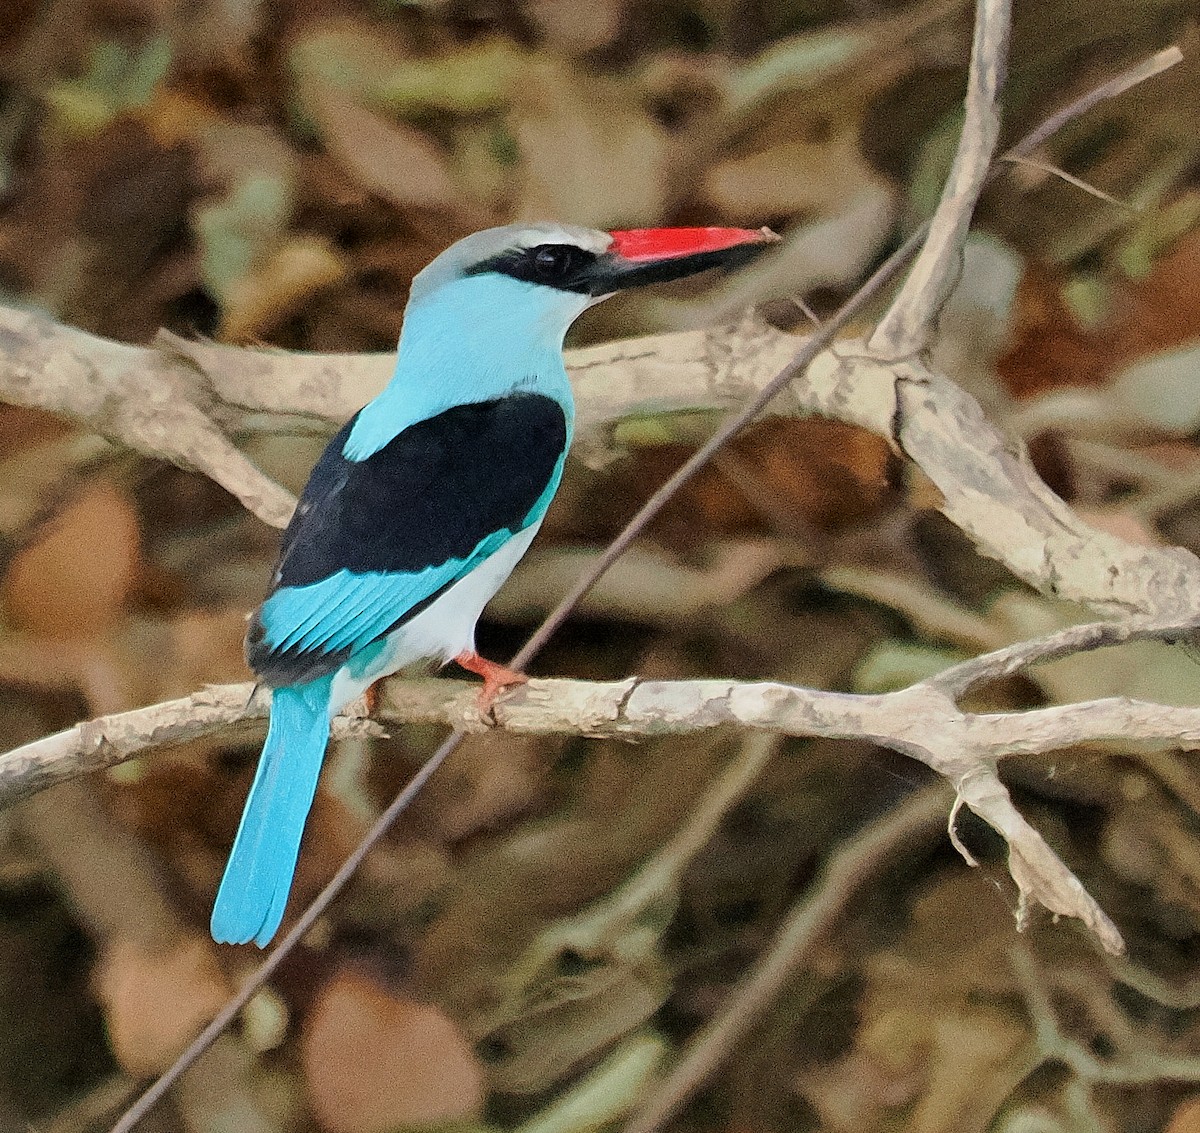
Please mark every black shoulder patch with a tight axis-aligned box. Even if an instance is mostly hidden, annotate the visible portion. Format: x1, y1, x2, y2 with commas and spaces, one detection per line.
272, 393, 566, 588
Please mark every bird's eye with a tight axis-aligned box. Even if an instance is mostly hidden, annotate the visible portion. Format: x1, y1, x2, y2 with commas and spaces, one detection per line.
530, 244, 578, 280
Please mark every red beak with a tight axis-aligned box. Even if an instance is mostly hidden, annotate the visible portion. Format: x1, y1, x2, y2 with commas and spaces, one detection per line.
572, 226, 777, 295
608, 227, 779, 262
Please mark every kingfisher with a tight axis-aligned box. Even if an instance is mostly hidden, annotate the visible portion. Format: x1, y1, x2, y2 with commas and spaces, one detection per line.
211, 222, 777, 947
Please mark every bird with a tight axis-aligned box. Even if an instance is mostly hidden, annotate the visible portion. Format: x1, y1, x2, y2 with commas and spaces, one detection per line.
211, 221, 778, 947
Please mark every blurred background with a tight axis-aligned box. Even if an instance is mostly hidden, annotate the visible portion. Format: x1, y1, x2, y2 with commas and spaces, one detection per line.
2, 1, 1200, 1132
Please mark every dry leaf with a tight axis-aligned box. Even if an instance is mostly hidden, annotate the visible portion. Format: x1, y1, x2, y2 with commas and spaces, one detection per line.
288, 21, 414, 101
302, 969, 484, 1133
704, 129, 879, 219
1167, 1096, 1200, 1133
300, 78, 484, 223
161, 607, 256, 693
94, 933, 231, 1076
3, 480, 142, 639
378, 41, 523, 116
525, 0, 629, 54
1111, 343, 1200, 435
602, 418, 891, 541
1000, 228, 1200, 398
220, 234, 348, 342
511, 59, 670, 227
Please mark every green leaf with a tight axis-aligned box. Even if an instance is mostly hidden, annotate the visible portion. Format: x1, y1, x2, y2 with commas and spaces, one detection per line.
853, 642, 967, 693
44, 36, 172, 137
194, 175, 292, 303
377, 42, 524, 116
727, 29, 866, 116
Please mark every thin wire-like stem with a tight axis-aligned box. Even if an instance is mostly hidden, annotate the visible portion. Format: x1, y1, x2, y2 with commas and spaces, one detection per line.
108, 41, 1182, 1133
1002, 46, 1182, 162
1001, 153, 1132, 208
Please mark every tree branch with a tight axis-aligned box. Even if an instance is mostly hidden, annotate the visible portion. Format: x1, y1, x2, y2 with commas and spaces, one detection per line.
15, 608, 1200, 955
8, 315, 1198, 620
869, 0, 1009, 356
0, 307, 297, 527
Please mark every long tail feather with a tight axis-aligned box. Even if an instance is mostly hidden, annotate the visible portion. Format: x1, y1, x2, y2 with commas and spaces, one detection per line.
211, 678, 332, 947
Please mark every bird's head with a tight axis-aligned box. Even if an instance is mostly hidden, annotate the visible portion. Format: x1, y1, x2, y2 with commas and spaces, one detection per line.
351, 223, 778, 458
407, 222, 779, 340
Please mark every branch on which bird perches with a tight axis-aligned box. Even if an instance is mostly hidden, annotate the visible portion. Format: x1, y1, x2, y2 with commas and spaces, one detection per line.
7, 608, 1200, 956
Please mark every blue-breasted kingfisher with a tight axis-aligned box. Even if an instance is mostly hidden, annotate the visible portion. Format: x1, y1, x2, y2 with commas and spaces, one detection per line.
211, 222, 778, 947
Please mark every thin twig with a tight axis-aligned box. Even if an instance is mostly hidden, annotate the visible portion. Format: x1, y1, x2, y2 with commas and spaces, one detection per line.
1002, 46, 1184, 163
1010, 946, 1200, 1092
1001, 153, 1133, 208
928, 614, 1200, 699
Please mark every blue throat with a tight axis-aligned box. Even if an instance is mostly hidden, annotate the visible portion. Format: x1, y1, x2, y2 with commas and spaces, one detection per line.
345, 273, 580, 461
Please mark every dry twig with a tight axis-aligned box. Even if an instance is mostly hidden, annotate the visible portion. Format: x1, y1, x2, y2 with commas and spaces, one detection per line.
869, 0, 1009, 356
1008, 946, 1200, 1128
0, 309, 297, 527
8, 317, 1198, 620
623, 788, 951, 1133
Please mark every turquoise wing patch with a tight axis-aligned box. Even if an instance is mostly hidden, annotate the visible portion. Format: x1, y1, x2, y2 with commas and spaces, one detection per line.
251, 527, 514, 683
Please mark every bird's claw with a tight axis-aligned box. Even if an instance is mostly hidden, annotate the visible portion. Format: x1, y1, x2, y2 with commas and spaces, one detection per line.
454, 651, 528, 715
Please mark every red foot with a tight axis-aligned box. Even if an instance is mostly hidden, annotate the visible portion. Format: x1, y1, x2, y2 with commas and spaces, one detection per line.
363, 679, 381, 716
454, 651, 528, 712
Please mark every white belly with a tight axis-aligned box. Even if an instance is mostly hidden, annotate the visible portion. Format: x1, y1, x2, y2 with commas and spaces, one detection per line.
328, 522, 540, 712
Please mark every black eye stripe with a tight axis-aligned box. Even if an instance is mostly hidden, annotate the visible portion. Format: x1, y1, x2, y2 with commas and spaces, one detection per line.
467, 242, 599, 293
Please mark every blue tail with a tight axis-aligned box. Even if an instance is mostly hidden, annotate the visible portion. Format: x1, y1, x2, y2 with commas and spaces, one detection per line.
211, 678, 333, 947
